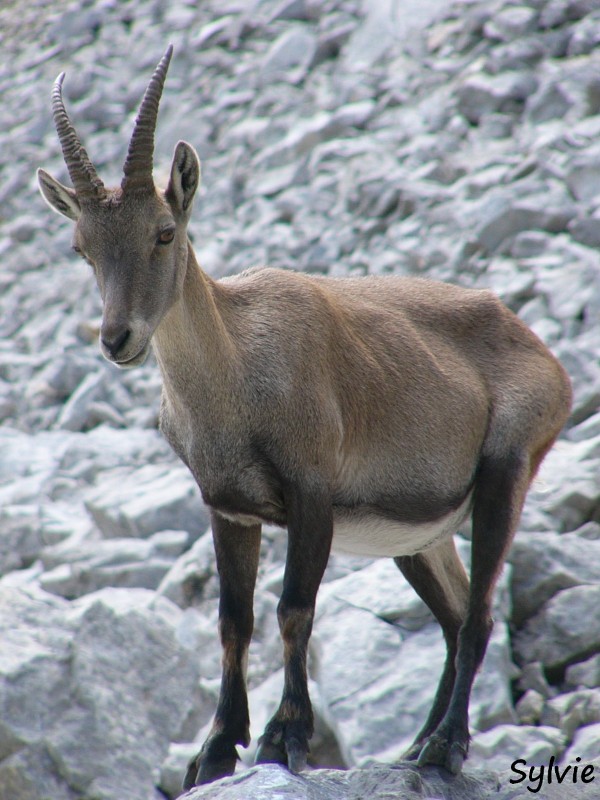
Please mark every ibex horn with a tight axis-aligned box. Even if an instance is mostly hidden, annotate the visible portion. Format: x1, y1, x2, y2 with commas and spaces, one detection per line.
52, 73, 106, 201
121, 45, 173, 193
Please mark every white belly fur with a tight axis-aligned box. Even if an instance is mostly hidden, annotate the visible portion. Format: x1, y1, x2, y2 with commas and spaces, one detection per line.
332, 491, 473, 558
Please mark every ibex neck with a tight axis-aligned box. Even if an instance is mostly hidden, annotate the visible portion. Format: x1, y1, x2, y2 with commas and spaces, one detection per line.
152, 242, 237, 403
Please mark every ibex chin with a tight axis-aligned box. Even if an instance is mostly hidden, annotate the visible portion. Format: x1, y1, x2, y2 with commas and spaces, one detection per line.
39, 46, 572, 787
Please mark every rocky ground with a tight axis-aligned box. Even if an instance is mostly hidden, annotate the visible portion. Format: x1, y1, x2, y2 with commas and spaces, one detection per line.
1, 0, 600, 799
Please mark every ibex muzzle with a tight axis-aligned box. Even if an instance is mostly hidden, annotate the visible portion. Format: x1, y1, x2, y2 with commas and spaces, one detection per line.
39, 47, 573, 789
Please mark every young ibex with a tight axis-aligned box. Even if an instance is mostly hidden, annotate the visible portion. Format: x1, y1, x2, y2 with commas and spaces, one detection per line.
39, 46, 572, 787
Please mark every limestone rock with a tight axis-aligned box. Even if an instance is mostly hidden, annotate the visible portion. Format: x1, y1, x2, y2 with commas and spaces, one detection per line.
260, 27, 318, 85
84, 463, 210, 540
514, 585, 600, 673
509, 530, 600, 625
483, 7, 538, 42
562, 723, 600, 763
542, 689, 600, 740
566, 654, 600, 689
157, 530, 219, 609
456, 71, 538, 125
178, 760, 600, 800
469, 724, 566, 773
38, 530, 189, 598
0, 585, 201, 800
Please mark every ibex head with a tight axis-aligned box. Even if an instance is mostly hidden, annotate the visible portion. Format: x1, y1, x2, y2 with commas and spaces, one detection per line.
38, 46, 200, 368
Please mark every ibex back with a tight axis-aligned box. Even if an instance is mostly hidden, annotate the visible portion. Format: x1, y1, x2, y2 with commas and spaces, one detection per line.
39, 47, 572, 787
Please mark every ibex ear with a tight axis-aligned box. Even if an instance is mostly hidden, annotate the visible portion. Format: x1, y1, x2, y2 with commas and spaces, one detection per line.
166, 141, 200, 218
37, 169, 81, 222
37, 168, 81, 221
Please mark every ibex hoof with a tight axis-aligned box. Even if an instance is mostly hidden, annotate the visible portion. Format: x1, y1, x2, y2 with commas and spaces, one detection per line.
416, 733, 467, 775
255, 722, 309, 774
184, 737, 239, 788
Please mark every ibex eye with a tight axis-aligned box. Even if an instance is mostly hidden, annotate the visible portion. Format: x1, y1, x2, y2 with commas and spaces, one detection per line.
157, 228, 175, 245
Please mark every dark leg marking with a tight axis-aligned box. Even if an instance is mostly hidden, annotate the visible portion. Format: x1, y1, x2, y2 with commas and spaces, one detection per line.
184, 514, 261, 788
255, 478, 333, 774
415, 449, 530, 774
395, 535, 469, 759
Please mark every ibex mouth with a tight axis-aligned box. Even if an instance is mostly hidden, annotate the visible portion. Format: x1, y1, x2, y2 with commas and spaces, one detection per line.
112, 343, 151, 369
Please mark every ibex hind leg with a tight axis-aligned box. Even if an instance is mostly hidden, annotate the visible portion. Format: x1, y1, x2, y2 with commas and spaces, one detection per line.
415, 448, 532, 774
394, 535, 469, 760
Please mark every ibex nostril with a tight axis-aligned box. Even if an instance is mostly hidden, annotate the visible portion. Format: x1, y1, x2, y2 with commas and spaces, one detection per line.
101, 327, 130, 358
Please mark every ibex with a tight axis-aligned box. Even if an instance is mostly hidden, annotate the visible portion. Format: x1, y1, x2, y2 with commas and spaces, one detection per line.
38, 46, 572, 787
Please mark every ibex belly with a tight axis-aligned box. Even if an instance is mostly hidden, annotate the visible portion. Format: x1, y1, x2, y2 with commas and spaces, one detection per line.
331, 491, 473, 558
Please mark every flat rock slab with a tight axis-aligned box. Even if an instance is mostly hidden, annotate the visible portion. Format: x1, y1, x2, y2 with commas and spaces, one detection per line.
181, 761, 600, 800
182, 763, 499, 800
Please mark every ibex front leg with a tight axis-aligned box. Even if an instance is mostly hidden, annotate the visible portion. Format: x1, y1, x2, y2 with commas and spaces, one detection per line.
184, 515, 261, 788
256, 480, 333, 773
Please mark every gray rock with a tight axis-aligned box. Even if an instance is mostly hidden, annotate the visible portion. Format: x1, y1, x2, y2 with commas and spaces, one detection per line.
59, 425, 171, 476
509, 530, 600, 625
574, 521, 600, 540
55, 371, 107, 431
159, 741, 201, 799
313, 558, 516, 767
178, 758, 600, 800
317, 557, 431, 626
256, 102, 374, 168
528, 434, 600, 532
562, 722, 600, 763
313, 20, 355, 65
0, 743, 76, 800
567, 413, 600, 442
515, 689, 545, 725
565, 150, 600, 202
517, 661, 555, 699
0, 504, 44, 576
542, 689, 600, 739
163, 4, 197, 31
526, 81, 574, 123
473, 256, 535, 306
341, 0, 449, 71
260, 27, 318, 85
0, 585, 201, 800
483, 7, 538, 42
38, 529, 188, 598
193, 16, 236, 49
566, 653, 600, 689
475, 199, 574, 252
268, 0, 315, 23
568, 18, 600, 57
514, 585, 600, 673
157, 529, 218, 609
456, 72, 538, 125
553, 342, 600, 427
314, 598, 442, 766
510, 230, 551, 258
469, 724, 565, 773
539, 0, 586, 30
568, 214, 600, 248
84, 463, 210, 540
